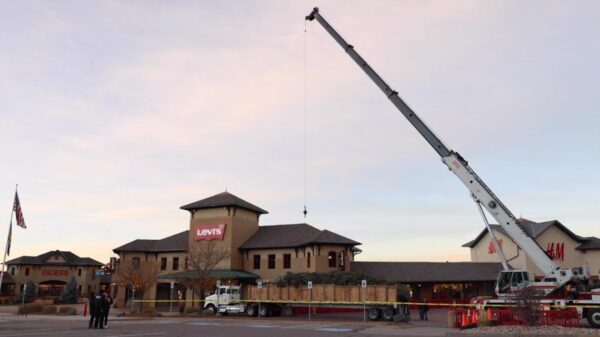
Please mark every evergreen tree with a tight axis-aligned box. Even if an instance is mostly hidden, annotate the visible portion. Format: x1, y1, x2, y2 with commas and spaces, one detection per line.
23, 280, 37, 303
60, 277, 79, 303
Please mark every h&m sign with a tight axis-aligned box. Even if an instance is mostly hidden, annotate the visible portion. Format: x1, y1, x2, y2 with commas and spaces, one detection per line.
546, 242, 565, 261
488, 239, 503, 254
194, 224, 226, 241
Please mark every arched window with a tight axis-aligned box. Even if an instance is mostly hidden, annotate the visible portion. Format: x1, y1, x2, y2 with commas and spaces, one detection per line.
328, 251, 337, 268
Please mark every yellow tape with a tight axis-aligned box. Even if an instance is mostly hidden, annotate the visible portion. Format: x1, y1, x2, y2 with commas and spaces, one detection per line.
130, 299, 600, 309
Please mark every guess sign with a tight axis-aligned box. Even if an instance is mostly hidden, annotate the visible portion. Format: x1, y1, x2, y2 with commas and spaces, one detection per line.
41, 270, 68, 276
194, 224, 226, 241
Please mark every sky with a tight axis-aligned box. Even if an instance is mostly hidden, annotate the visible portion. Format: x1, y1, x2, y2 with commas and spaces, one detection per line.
1, 1, 599, 265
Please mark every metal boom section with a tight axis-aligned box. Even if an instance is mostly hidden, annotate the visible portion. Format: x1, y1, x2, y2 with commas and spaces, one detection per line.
306, 7, 569, 286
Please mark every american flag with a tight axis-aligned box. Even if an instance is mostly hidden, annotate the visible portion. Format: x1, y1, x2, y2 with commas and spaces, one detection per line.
13, 192, 26, 229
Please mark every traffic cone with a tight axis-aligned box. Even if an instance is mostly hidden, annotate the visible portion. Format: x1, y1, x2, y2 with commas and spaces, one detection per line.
461, 311, 468, 327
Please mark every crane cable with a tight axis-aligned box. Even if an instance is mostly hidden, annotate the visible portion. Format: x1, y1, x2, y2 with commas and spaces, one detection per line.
303, 20, 308, 219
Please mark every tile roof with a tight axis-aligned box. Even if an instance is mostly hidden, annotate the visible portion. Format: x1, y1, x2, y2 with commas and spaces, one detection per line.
351, 261, 504, 282
159, 269, 259, 280
575, 237, 600, 251
462, 218, 593, 248
240, 223, 360, 249
6, 250, 103, 267
0, 272, 15, 284
113, 230, 189, 253
180, 192, 268, 214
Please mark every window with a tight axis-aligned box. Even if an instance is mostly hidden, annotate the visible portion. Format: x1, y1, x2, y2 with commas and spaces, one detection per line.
173, 257, 179, 271
10, 268, 15, 276
132, 257, 141, 269
307, 252, 311, 268
283, 254, 291, 269
328, 251, 337, 268
78, 269, 82, 277
253, 255, 260, 269
268, 254, 276, 269
184, 257, 189, 270
25, 268, 30, 276
160, 257, 167, 271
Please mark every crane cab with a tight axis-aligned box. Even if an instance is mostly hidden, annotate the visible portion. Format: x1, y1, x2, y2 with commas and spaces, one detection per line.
496, 270, 530, 296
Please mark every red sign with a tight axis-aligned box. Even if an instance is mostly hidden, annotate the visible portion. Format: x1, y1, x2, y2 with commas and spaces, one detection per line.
41, 270, 69, 276
488, 239, 503, 254
546, 242, 565, 261
194, 224, 226, 241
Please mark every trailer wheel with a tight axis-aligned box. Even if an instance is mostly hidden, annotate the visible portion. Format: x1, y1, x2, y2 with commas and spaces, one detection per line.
382, 307, 394, 321
367, 308, 381, 321
246, 304, 258, 317
205, 304, 217, 315
587, 309, 600, 328
259, 304, 271, 317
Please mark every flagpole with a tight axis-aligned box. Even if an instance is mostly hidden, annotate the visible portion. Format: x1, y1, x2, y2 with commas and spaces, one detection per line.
0, 185, 16, 295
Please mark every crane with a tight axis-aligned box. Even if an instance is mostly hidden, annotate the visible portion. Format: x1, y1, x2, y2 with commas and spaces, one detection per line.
305, 7, 588, 297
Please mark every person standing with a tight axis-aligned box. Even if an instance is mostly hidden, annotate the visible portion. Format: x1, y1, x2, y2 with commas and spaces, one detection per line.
422, 298, 429, 321
103, 291, 113, 328
88, 292, 96, 329
92, 291, 106, 329
178, 290, 185, 316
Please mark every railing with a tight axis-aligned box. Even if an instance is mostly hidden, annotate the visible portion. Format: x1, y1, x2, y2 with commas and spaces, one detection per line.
452, 308, 579, 328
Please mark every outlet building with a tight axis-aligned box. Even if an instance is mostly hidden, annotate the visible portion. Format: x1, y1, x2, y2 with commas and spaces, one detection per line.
112, 192, 360, 308
4, 250, 103, 299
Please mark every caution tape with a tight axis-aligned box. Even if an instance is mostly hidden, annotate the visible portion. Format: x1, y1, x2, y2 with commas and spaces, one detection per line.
130, 298, 600, 309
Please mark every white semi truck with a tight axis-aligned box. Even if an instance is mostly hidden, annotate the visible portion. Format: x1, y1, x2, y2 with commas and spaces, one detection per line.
203, 283, 410, 321
305, 7, 600, 327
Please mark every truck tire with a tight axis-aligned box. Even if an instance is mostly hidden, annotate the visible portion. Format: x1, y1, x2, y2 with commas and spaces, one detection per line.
382, 307, 395, 321
587, 308, 600, 328
205, 304, 217, 315
259, 304, 271, 317
246, 305, 258, 317
367, 308, 381, 321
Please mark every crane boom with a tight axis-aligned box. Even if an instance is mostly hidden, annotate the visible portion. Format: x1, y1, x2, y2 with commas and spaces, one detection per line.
306, 7, 575, 291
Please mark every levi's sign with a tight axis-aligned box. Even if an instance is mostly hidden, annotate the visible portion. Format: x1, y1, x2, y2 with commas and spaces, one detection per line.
194, 224, 226, 241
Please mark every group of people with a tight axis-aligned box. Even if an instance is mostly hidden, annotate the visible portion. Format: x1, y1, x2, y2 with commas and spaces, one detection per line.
88, 290, 113, 329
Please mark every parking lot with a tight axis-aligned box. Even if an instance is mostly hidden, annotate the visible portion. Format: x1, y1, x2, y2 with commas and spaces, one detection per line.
0, 306, 455, 337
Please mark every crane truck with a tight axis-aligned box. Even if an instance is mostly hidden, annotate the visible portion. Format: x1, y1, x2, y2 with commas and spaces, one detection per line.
305, 7, 600, 327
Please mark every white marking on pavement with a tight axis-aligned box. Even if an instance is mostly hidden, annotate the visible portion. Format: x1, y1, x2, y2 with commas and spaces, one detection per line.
0, 331, 82, 337
104, 333, 166, 337
189, 322, 221, 326
246, 324, 275, 328
316, 328, 354, 332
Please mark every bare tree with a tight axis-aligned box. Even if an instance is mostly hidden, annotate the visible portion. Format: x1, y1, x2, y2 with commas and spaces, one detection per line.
511, 285, 543, 326
181, 241, 230, 312
114, 258, 160, 312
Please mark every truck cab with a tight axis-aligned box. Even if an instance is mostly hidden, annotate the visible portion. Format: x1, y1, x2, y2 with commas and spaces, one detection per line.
204, 285, 242, 314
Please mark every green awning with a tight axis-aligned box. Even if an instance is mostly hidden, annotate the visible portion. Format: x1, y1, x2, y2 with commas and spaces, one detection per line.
159, 269, 259, 280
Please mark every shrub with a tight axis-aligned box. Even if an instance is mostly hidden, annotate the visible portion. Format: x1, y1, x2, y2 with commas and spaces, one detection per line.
18, 303, 43, 314
42, 306, 57, 314
275, 271, 401, 287
185, 307, 198, 314
58, 306, 76, 315
477, 319, 494, 327
142, 307, 155, 315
